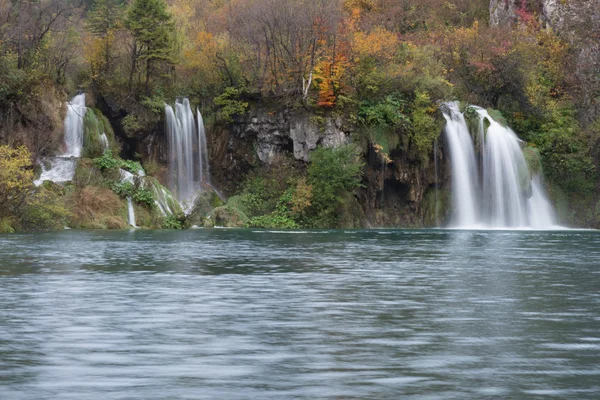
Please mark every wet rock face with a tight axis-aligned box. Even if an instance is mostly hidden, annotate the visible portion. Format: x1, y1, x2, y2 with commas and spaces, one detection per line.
290, 116, 348, 162
232, 108, 349, 164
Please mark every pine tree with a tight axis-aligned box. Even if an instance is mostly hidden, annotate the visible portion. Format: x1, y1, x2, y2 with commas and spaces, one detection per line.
86, 0, 124, 75
87, 0, 123, 37
125, 0, 176, 90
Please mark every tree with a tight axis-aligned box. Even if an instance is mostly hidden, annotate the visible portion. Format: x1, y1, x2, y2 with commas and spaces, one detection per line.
125, 0, 176, 90
86, 0, 124, 76
0, 145, 34, 221
7, 0, 84, 70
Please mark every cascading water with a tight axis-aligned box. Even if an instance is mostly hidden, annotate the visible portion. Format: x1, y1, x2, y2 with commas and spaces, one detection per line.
197, 108, 210, 185
443, 102, 559, 229
127, 197, 136, 227
443, 103, 480, 226
63, 93, 87, 157
34, 94, 86, 186
165, 98, 211, 207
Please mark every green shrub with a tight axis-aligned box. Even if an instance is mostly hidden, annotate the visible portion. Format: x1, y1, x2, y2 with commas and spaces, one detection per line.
307, 144, 364, 227
409, 91, 443, 161
132, 187, 155, 208
162, 213, 185, 229
122, 114, 143, 137
93, 150, 143, 174
214, 86, 249, 122
358, 94, 410, 128
18, 188, 71, 232
93, 150, 121, 171
112, 181, 135, 197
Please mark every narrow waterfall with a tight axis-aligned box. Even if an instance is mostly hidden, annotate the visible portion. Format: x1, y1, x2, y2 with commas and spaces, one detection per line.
165, 98, 211, 207
127, 197, 136, 227
100, 133, 109, 151
63, 93, 87, 157
34, 94, 86, 186
197, 109, 210, 185
443, 102, 558, 229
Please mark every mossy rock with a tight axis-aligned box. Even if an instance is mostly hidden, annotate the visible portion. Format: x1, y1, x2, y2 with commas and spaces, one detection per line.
336, 194, 366, 229
213, 205, 249, 227
423, 187, 451, 227
486, 108, 508, 127
187, 187, 224, 226
523, 146, 543, 175
203, 217, 215, 228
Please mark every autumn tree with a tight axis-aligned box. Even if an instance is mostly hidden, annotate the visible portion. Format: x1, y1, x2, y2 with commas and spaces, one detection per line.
4, 0, 84, 70
86, 0, 124, 78
0, 145, 33, 221
225, 0, 343, 102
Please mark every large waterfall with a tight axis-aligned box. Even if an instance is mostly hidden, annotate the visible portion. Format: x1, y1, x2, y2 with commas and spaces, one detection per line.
443, 102, 559, 229
35, 93, 87, 186
165, 98, 211, 206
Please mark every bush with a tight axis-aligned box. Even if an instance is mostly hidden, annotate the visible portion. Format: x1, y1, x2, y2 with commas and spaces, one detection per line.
93, 150, 121, 171
409, 92, 444, 162
0, 145, 34, 220
214, 86, 249, 122
132, 187, 155, 208
93, 150, 143, 174
18, 188, 71, 232
162, 213, 185, 229
307, 144, 364, 227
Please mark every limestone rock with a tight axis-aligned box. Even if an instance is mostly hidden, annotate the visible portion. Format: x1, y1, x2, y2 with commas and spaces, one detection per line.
489, 0, 518, 26
232, 109, 349, 164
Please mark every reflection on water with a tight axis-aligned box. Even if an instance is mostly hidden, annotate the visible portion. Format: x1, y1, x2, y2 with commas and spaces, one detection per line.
1, 229, 599, 399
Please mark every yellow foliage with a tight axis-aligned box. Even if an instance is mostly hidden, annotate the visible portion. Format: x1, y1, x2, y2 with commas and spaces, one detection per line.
83, 32, 116, 79
352, 27, 399, 61
290, 177, 313, 215
0, 145, 33, 217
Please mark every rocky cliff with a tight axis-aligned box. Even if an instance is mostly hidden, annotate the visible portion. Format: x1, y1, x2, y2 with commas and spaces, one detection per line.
206, 106, 448, 228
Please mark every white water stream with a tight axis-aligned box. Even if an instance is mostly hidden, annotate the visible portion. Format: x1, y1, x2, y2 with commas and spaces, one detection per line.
165, 98, 211, 207
443, 102, 559, 229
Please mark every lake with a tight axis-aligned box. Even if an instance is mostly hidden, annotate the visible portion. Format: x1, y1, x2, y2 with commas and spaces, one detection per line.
1, 229, 599, 399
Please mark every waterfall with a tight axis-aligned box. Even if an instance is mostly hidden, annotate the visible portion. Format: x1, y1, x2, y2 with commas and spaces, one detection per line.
443, 102, 559, 229
197, 108, 210, 185
34, 94, 86, 186
165, 98, 211, 207
127, 197, 136, 227
100, 133, 109, 151
34, 158, 77, 186
443, 102, 480, 227
63, 93, 87, 157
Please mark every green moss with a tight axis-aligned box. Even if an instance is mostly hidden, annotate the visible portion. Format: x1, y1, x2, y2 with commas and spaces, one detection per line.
423, 187, 451, 227
486, 108, 507, 127
213, 205, 249, 227
523, 146, 543, 175
82, 108, 105, 158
